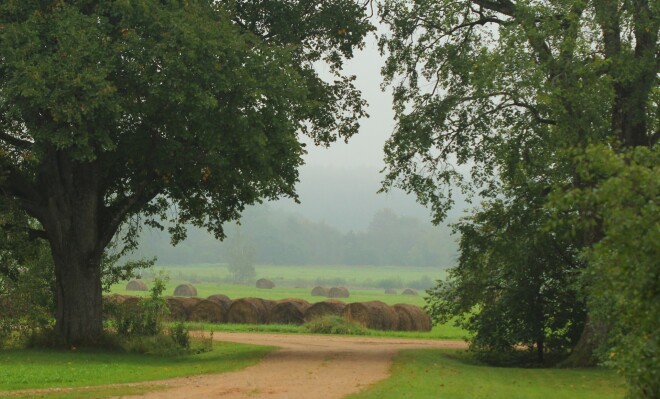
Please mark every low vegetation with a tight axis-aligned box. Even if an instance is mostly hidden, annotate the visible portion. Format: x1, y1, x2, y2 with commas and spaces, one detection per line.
347, 349, 626, 399
0, 341, 274, 393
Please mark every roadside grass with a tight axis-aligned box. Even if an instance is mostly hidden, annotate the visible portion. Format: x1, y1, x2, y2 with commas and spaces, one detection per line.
189, 321, 467, 340
5, 384, 166, 399
346, 349, 625, 399
0, 341, 274, 393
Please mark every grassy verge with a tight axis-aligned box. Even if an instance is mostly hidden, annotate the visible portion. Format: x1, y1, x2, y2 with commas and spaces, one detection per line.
190, 321, 467, 340
0, 341, 274, 393
347, 349, 625, 399
5, 384, 167, 399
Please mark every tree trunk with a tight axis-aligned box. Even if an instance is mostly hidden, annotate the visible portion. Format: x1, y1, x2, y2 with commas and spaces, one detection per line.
52, 248, 104, 345
559, 316, 606, 368
37, 153, 107, 345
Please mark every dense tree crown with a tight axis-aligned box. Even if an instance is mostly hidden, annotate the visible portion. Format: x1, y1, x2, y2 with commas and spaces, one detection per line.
0, 0, 373, 344
378, 0, 657, 395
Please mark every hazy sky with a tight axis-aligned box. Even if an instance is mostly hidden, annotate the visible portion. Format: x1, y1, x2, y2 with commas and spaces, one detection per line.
303, 35, 395, 169
266, 34, 468, 231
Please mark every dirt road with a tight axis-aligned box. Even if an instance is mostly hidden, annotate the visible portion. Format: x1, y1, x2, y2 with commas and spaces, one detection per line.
125, 333, 467, 399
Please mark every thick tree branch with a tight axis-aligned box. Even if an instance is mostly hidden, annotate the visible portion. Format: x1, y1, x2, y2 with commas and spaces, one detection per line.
0, 131, 33, 150
99, 183, 160, 250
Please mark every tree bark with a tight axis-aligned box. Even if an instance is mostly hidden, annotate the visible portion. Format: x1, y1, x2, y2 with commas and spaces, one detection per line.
52, 248, 104, 345
37, 151, 107, 345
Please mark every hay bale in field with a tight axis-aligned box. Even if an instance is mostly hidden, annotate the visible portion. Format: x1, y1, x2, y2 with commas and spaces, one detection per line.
103, 294, 138, 317
125, 279, 148, 291
341, 301, 399, 331
328, 287, 350, 298
270, 300, 310, 325
173, 283, 198, 297
304, 300, 346, 322
165, 297, 202, 321
401, 288, 418, 296
393, 304, 432, 332
189, 299, 226, 323
207, 294, 232, 312
311, 286, 329, 297
256, 278, 275, 289
226, 298, 273, 324
384, 288, 397, 295
276, 298, 310, 307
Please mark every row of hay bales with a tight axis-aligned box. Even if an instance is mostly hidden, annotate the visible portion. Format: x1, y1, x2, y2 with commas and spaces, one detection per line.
104, 294, 431, 332
310, 286, 350, 298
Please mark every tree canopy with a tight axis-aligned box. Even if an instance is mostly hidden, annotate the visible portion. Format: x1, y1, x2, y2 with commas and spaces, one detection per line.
378, 0, 657, 394
0, 0, 373, 344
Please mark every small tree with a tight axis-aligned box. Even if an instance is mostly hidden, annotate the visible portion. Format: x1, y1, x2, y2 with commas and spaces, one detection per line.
226, 227, 256, 284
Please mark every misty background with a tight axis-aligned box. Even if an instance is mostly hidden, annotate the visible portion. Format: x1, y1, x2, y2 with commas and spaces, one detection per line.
131, 34, 467, 269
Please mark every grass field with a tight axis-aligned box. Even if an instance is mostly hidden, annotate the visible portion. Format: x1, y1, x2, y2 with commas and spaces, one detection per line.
110, 264, 447, 307
347, 349, 625, 399
0, 341, 273, 393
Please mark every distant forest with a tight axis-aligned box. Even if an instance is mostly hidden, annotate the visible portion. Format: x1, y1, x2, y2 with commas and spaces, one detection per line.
131, 206, 458, 267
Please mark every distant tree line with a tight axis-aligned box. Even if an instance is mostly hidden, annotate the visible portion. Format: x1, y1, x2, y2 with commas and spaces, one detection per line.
133, 207, 457, 267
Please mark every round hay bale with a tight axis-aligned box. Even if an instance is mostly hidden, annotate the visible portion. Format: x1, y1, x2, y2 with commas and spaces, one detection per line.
256, 278, 275, 289
401, 288, 418, 296
165, 297, 202, 321
189, 299, 226, 323
341, 301, 399, 331
226, 298, 273, 324
276, 298, 310, 308
120, 295, 142, 311
304, 300, 346, 322
207, 294, 232, 312
328, 287, 350, 298
125, 279, 148, 291
270, 301, 309, 325
103, 294, 136, 317
173, 283, 198, 297
384, 288, 397, 295
393, 304, 432, 332
311, 286, 329, 297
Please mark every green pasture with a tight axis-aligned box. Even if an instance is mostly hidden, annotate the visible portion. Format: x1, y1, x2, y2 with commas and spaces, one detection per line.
148, 263, 445, 289
110, 263, 448, 307
0, 341, 273, 394
348, 349, 625, 399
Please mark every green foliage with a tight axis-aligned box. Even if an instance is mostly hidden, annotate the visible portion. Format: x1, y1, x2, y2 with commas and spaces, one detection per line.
108, 275, 170, 337
0, 205, 55, 348
169, 322, 191, 351
0, 0, 373, 342
378, 0, 656, 391
552, 144, 659, 398
426, 195, 586, 364
303, 315, 367, 335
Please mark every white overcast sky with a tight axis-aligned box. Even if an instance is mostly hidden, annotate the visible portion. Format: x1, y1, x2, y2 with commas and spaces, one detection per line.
303, 34, 395, 169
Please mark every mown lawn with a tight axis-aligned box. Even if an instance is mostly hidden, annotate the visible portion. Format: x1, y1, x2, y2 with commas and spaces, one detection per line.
347, 349, 626, 399
0, 341, 274, 392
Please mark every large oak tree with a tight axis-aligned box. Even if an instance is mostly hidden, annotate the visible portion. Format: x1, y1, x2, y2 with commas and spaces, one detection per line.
0, 0, 373, 344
